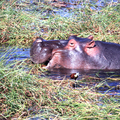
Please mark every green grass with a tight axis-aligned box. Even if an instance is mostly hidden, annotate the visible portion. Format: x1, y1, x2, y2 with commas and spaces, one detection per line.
0, 48, 120, 119
0, 0, 120, 46
0, 0, 120, 119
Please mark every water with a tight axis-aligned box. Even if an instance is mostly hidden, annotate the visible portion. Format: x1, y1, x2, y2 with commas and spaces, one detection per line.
46, 68, 120, 95
1, 47, 120, 95
0, 47, 30, 64
2, 47, 119, 96
14, 0, 120, 38
96, 80, 120, 95
16, 0, 119, 17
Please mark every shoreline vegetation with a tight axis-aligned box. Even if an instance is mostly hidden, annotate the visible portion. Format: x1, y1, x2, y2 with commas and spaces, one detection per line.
0, 0, 120, 119
0, 0, 120, 46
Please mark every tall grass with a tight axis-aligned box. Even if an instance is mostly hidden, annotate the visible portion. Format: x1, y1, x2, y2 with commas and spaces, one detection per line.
0, 0, 120, 46
0, 48, 120, 119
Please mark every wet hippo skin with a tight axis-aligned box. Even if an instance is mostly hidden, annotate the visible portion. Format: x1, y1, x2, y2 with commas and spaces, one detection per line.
30, 35, 93, 64
44, 38, 120, 70
30, 37, 68, 63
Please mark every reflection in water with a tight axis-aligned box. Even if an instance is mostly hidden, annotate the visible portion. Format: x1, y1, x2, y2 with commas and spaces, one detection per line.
28, 68, 120, 119
47, 68, 120, 95
48, 68, 120, 79
0, 47, 120, 95
1, 47, 120, 120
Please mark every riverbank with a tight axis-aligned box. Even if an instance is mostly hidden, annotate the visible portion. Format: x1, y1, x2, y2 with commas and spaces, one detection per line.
0, 0, 120, 119
0, 0, 120, 46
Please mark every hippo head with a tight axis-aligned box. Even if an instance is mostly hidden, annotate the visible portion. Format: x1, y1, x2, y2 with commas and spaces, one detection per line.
30, 35, 94, 65
30, 37, 52, 64
44, 37, 101, 70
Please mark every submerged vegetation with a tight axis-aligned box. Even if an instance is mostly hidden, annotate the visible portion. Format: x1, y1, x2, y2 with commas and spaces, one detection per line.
0, 0, 120, 119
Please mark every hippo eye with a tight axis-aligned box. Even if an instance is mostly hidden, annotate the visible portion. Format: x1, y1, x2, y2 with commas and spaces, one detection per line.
70, 42, 74, 46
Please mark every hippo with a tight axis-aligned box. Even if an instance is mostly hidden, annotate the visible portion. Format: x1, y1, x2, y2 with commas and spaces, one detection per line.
30, 35, 93, 64
30, 37, 68, 63
44, 37, 120, 70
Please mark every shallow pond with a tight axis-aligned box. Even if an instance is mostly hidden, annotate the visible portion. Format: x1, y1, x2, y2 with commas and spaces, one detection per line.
47, 68, 120, 95
15, 0, 119, 19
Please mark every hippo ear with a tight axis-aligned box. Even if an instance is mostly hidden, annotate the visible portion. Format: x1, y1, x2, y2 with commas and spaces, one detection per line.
87, 35, 93, 40
36, 37, 44, 43
86, 41, 96, 48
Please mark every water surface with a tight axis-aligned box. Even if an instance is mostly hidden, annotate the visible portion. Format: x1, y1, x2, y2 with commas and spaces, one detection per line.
1, 47, 120, 95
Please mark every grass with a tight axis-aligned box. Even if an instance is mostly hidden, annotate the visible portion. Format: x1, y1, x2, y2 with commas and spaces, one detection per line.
1, 67, 120, 119
0, 0, 120, 119
0, 0, 120, 46
0, 48, 120, 119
